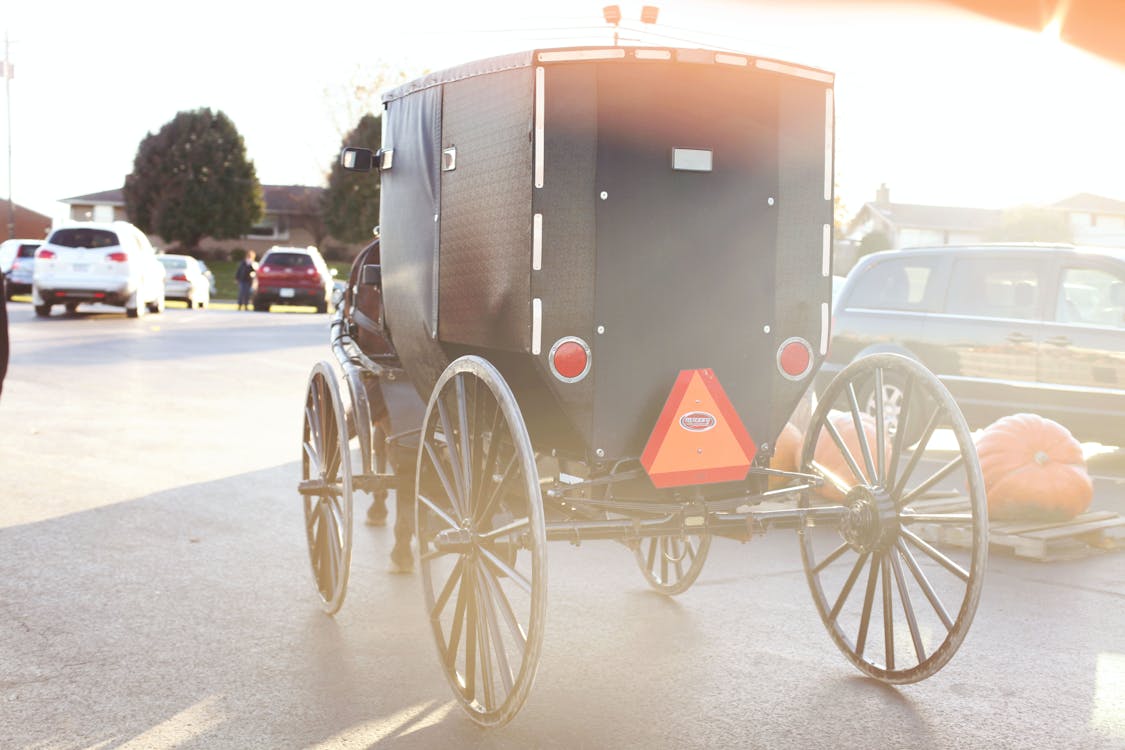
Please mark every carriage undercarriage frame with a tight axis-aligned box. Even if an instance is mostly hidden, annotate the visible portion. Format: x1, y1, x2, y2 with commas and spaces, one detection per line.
299, 297, 989, 726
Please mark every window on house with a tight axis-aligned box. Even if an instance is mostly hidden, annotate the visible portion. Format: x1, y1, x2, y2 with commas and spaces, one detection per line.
246, 214, 289, 240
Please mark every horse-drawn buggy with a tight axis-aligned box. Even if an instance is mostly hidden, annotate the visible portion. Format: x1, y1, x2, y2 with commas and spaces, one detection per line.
298, 45, 988, 727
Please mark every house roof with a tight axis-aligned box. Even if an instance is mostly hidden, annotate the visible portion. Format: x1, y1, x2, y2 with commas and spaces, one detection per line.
1052, 193, 1125, 215
865, 201, 1003, 232
61, 184, 325, 215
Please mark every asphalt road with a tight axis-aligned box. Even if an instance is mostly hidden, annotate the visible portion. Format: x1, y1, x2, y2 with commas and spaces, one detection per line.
1, 301, 1123, 749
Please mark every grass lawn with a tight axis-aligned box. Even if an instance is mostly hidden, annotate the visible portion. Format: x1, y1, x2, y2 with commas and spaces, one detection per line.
207, 259, 352, 300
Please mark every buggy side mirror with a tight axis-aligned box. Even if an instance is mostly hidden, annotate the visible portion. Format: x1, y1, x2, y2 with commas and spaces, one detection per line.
340, 147, 392, 172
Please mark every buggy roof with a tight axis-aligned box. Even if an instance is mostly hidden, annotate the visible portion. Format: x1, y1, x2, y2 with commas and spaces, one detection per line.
381, 47, 834, 104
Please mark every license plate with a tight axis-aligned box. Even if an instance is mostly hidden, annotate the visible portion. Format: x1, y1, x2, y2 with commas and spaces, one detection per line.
72, 263, 90, 272
280, 288, 295, 298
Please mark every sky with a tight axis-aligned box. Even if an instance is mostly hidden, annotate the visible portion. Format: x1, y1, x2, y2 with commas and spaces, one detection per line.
3, 0, 1124, 227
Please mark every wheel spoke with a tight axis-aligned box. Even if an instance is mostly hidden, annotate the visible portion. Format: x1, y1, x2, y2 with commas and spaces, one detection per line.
437, 396, 467, 514
872, 368, 887, 485
896, 539, 954, 631
846, 382, 877, 485
855, 554, 880, 659
455, 375, 474, 515
822, 414, 868, 488
475, 579, 496, 712
901, 527, 970, 582
829, 551, 870, 623
900, 512, 973, 525
302, 438, 319, 472
809, 459, 856, 499
479, 546, 533, 595
645, 538, 658, 574
899, 454, 965, 508
890, 406, 943, 499
432, 557, 465, 620
881, 555, 894, 671
479, 517, 530, 542
463, 565, 478, 701
476, 568, 515, 696
889, 546, 927, 664
886, 377, 915, 490
478, 560, 528, 654
812, 540, 851, 575
445, 568, 470, 669
418, 492, 462, 532
476, 454, 518, 526
423, 441, 465, 521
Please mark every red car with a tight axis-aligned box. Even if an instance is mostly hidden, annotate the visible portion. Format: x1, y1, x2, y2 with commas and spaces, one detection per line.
252, 246, 335, 313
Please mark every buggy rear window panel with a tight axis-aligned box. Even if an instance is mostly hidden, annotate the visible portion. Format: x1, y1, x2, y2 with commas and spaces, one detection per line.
49, 229, 121, 249
263, 253, 314, 268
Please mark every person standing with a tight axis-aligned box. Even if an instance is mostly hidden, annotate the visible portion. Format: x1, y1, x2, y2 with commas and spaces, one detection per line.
235, 250, 258, 310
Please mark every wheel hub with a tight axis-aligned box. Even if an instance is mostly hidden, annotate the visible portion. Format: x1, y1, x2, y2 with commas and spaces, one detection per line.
840, 485, 899, 553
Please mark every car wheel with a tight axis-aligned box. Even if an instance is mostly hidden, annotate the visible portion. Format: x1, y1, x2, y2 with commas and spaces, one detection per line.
254, 302, 270, 312
34, 303, 52, 318
859, 373, 926, 447
65, 302, 79, 315
316, 300, 328, 314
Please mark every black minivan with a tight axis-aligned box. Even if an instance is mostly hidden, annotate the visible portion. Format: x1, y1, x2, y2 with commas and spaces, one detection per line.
821, 244, 1125, 445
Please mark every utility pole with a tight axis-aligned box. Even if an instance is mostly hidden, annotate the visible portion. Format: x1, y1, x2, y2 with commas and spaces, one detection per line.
4, 31, 13, 241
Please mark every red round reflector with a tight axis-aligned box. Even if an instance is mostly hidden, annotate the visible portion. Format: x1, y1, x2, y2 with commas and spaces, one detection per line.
777, 337, 813, 381
549, 337, 591, 383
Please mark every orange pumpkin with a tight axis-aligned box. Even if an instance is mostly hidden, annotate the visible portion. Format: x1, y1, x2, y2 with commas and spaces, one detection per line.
768, 422, 803, 489
813, 411, 891, 501
975, 413, 1093, 521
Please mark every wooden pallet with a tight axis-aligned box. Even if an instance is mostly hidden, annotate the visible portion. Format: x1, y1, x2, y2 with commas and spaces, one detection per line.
909, 496, 1125, 562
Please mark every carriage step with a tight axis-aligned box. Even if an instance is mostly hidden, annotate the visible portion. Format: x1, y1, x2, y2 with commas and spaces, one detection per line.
909, 497, 1125, 562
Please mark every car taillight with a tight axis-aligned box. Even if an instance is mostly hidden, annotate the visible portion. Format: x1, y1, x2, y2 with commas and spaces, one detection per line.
11, 260, 21, 271
171, 273, 188, 281
107, 252, 129, 262
260, 265, 274, 274
37, 249, 56, 260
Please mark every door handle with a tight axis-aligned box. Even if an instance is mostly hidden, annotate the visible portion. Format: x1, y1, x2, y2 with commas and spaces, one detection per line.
1006, 332, 1032, 343
1044, 335, 1071, 347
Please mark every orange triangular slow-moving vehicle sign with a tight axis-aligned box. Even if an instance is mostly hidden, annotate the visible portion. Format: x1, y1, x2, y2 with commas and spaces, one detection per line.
640, 369, 757, 488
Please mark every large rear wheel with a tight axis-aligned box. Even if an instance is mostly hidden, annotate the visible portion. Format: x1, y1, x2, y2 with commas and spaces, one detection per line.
415, 356, 547, 727
799, 353, 987, 683
300, 361, 353, 614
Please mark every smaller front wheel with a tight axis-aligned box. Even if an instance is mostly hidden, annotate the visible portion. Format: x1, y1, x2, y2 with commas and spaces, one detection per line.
634, 534, 711, 595
34, 303, 52, 318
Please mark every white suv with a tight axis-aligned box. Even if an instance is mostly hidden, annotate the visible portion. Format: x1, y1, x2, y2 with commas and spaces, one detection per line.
32, 221, 166, 318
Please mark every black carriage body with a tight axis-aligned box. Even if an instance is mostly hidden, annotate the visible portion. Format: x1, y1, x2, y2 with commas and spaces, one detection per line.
380, 47, 835, 464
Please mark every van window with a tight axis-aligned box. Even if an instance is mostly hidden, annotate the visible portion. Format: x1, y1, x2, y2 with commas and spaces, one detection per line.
847, 257, 938, 311
1057, 266, 1125, 327
945, 257, 1043, 320
49, 228, 121, 249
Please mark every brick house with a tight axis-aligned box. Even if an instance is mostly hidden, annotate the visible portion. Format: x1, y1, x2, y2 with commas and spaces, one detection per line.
60, 185, 366, 259
0, 199, 52, 242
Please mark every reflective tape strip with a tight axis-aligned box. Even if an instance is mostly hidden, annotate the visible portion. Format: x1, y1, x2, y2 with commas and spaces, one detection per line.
820, 302, 830, 355
634, 49, 671, 60
715, 53, 748, 67
533, 213, 543, 271
824, 89, 834, 201
537, 49, 626, 62
822, 224, 831, 277
532, 298, 543, 355
535, 67, 545, 188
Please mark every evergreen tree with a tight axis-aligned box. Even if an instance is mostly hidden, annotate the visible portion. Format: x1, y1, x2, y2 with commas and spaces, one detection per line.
323, 114, 381, 244
124, 109, 263, 249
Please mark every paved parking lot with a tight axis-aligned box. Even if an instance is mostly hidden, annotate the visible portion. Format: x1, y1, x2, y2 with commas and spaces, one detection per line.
1, 301, 1123, 749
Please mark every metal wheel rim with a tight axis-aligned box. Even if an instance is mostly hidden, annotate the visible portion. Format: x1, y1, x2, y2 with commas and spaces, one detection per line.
800, 353, 987, 683
633, 534, 711, 595
415, 356, 547, 727
344, 368, 374, 476
301, 361, 354, 615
